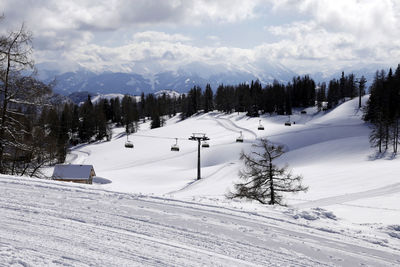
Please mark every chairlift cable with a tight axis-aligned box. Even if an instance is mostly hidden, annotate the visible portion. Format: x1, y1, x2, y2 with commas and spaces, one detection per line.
132, 134, 187, 141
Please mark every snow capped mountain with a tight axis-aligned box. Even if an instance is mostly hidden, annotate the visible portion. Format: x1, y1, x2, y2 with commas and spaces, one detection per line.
308, 63, 394, 88
37, 61, 298, 95
154, 90, 181, 98
52, 71, 152, 95
36, 60, 393, 96
91, 93, 126, 104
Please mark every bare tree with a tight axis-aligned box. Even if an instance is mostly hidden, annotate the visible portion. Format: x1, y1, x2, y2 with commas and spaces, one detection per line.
0, 19, 51, 174
228, 138, 308, 205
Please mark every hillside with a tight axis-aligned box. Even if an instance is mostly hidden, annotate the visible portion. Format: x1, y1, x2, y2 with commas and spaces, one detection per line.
60, 96, 400, 224
1, 96, 400, 265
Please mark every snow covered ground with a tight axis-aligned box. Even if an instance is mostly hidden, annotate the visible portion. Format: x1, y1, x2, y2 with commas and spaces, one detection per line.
1, 175, 400, 266
1, 96, 400, 265
63, 96, 400, 225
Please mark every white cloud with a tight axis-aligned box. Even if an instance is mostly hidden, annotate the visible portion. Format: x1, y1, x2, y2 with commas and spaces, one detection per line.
1, 0, 262, 30
39, 30, 257, 75
133, 31, 191, 42
3, 0, 400, 76
263, 0, 400, 73
1, 0, 262, 63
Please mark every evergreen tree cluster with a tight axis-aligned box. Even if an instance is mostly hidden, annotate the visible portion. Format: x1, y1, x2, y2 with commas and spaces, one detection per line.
54, 92, 183, 147
326, 72, 366, 109
180, 84, 214, 118
213, 76, 316, 116
364, 65, 400, 154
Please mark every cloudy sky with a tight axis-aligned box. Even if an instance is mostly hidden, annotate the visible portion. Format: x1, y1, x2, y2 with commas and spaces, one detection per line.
1, 0, 400, 76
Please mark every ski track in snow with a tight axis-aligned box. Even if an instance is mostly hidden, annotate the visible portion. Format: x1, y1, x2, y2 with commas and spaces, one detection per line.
206, 114, 258, 139
294, 183, 400, 209
66, 148, 91, 165
1, 176, 400, 266
89, 114, 254, 172
108, 147, 197, 170
167, 162, 236, 195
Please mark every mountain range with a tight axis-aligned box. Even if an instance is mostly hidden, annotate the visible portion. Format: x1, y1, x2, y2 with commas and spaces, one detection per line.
37, 61, 297, 96
37, 61, 390, 97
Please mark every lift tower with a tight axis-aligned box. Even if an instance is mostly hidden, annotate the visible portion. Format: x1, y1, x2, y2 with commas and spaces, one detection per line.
189, 133, 210, 180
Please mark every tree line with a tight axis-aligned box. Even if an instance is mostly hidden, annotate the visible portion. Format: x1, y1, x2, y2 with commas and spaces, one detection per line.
364, 65, 400, 154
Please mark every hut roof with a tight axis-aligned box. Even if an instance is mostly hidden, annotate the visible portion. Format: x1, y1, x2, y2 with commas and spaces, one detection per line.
52, 164, 95, 180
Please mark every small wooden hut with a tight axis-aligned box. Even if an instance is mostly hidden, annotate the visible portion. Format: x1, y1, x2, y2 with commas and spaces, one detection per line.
52, 164, 96, 184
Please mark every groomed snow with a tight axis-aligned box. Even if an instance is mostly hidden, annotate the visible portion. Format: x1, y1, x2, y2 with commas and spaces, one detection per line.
2, 96, 400, 265
1, 175, 400, 266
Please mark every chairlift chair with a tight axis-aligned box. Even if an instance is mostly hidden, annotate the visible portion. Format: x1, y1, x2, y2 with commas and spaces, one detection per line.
125, 140, 134, 148
285, 115, 291, 126
125, 135, 134, 148
258, 120, 264, 130
236, 131, 244, 142
171, 138, 180, 152
202, 141, 210, 148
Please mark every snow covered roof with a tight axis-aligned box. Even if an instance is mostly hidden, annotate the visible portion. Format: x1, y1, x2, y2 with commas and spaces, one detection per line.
52, 164, 95, 180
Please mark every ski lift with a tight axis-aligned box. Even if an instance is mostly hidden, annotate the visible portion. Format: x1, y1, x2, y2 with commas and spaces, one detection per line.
171, 138, 180, 152
236, 131, 244, 142
285, 115, 291, 126
258, 120, 264, 130
125, 140, 134, 148
125, 135, 134, 148
202, 136, 210, 148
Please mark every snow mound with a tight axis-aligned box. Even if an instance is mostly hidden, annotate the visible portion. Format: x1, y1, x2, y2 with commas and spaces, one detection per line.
289, 208, 337, 221
386, 225, 400, 239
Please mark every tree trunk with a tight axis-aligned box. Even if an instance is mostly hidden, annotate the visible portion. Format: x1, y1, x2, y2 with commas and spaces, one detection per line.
0, 47, 11, 173
269, 161, 275, 205
394, 120, 399, 154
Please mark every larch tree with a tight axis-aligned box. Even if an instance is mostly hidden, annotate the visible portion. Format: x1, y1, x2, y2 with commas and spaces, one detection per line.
228, 138, 308, 205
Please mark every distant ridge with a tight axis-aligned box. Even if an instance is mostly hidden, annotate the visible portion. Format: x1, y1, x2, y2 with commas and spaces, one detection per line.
37, 61, 297, 96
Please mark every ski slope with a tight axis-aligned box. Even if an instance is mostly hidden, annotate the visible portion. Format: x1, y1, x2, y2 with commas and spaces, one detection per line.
61, 96, 400, 224
2, 96, 400, 265
1, 175, 400, 266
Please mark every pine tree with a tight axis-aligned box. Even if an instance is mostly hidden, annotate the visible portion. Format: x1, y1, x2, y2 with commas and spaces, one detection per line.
285, 84, 293, 115
110, 97, 122, 125
316, 82, 327, 111
78, 95, 95, 142
94, 102, 107, 140
358, 76, 367, 108
150, 110, 161, 129
327, 79, 340, 109
203, 84, 214, 113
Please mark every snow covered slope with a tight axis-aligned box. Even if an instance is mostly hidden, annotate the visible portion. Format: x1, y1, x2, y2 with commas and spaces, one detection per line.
61, 96, 400, 225
1, 175, 400, 266
2, 96, 400, 265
